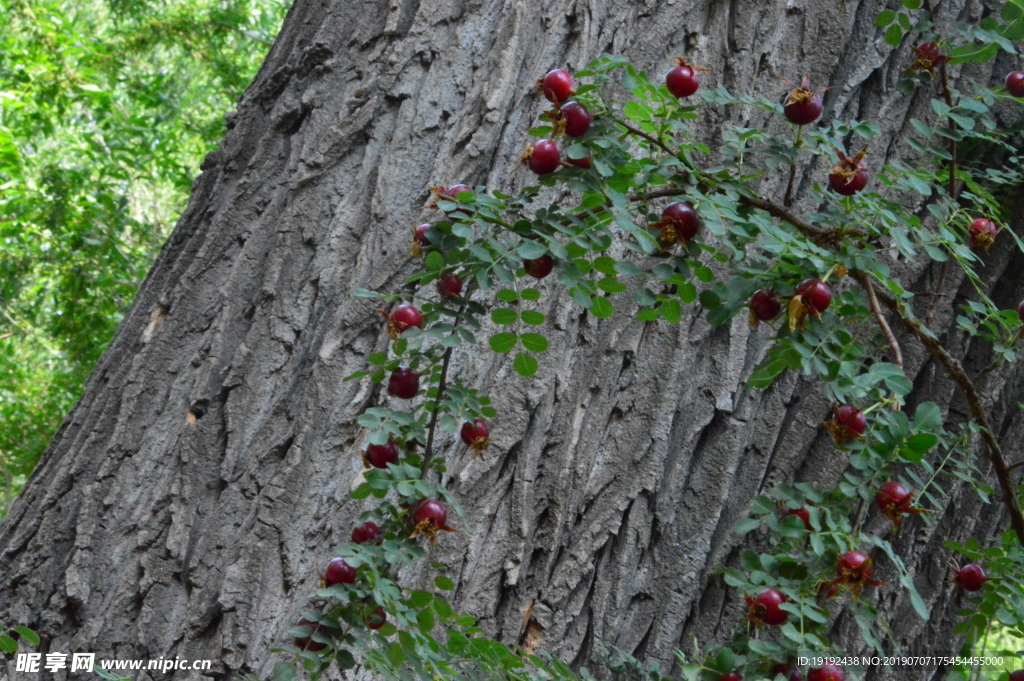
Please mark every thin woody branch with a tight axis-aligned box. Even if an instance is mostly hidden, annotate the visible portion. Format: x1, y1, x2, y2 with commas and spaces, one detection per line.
854, 272, 904, 367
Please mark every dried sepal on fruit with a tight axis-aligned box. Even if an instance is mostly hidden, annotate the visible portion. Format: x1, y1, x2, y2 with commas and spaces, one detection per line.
875, 481, 926, 530
828, 147, 869, 195
908, 42, 949, 76
782, 75, 827, 125
824, 404, 866, 445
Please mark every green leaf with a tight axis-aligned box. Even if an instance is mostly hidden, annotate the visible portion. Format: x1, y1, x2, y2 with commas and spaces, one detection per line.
497, 288, 518, 303
488, 333, 518, 354
13, 627, 39, 646
598, 277, 627, 293
660, 299, 681, 323
734, 518, 761, 536
435, 576, 455, 591
885, 24, 904, 45
272, 663, 296, 681
521, 288, 541, 301
491, 309, 518, 325
906, 433, 938, 453
518, 241, 548, 260
519, 333, 549, 353
520, 310, 546, 325
425, 251, 445, 272
513, 352, 539, 377
876, 9, 897, 26
914, 402, 943, 431
0, 635, 17, 654
590, 296, 614, 318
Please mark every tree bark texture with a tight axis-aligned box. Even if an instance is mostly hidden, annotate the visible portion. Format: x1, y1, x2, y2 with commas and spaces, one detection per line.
3, 1, 1024, 680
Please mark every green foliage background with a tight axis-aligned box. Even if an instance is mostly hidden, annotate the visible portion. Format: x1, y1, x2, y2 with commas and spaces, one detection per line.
0, 0, 289, 517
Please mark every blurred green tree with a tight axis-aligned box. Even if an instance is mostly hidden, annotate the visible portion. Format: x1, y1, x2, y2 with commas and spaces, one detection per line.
0, 0, 288, 516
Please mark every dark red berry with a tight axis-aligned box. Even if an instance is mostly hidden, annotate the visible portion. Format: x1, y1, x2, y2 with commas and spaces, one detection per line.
769, 664, 803, 681
325, 557, 356, 586
411, 498, 454, 542
566, 153, 592, 169
952, 564, 988, 592
389, 304, 422, 334
438, 272, 463, 298
294, 619, 327, 652
667, 63, 700, 98
524, 254, 554, 279
1009, 670, 1024, 681
750, 289, 782, 323
828, 155, 869, 196
366, 440, 399, 468
875, 481, 924, 528
560, 101, 591, 137
460, 418, 490, 453
747, 588, 788, 626
786, 506, 813, 531
795, 279, 832, 314
351, 521, 381, 544
968, 218, 998, 250
388, 367, 420, 399
1017, 299, 1024, 324
527, 140, 561, 175
1008, 72, 1024, 98
785, 93, 823, 126
807, 664, 844, 681
836, 550, 877, 588
541, 69, 575, 105
720, 673, 743, 681
830, 405, 866, 445
662, 202, 700, 243
414, 223, 431, 246
365, 606, 387, 630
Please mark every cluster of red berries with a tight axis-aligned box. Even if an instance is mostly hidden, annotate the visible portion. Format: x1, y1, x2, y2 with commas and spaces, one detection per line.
523, 70, 593, 173
292, 502, 454, 651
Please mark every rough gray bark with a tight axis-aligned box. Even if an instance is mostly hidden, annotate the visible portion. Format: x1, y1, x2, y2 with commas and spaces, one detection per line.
2, 1, 1023, 680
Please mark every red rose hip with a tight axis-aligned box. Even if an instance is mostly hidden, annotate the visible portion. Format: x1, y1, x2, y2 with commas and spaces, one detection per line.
388, 367, 420, 399
795, 279, 832, 314
1007, 72, 1024, 98
460, 418, 490, 454
967, 218, 997, 250
747, 588, 788, 625
661, 202, 700, 243
541, 69, 575, 105
769, 664, 803, 681
325, 557, 357, 586
351, 521, 381, 544
365, 440, 399, 468
526, 140, 561, 175
952, 564, 988, 592
828, 149, 869, 195
786, 505, 813, 531
827, 404, 866, 445
437, 272, 463, 298
720, 673, 743, 681
750, 289, 782, 324
443, 184, 472, 200
411, 498, 455, 542
524, 254, 554, 279
365, 606, 387, 630
784, 78, 824, 126
388, 304, 422, 337
566, 153, 592, 169
667, 59, 701, 98
294, 619, 327, 652
413, 223, 431, 247
1017, 299, 1024, 323
560, 101, 591, 137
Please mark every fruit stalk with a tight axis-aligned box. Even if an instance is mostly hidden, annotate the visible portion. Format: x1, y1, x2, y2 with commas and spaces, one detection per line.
784, 125, 803, 208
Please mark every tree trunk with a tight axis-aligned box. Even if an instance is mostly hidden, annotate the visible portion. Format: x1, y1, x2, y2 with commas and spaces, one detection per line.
2, 1, 1022, 679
